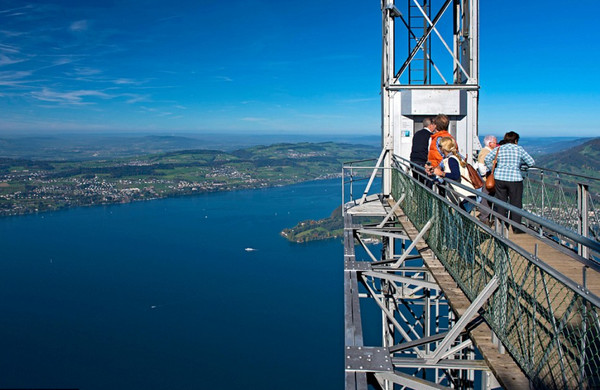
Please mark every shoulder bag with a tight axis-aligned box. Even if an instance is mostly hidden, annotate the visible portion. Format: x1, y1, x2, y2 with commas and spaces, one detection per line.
485, 147, 500, 191
463, 162, 483, 189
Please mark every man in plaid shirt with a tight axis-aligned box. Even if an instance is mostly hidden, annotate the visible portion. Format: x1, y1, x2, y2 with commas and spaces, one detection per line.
485, 131, 535, 232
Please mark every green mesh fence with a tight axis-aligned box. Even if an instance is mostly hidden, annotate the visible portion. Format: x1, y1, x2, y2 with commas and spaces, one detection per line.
392, 169, 600, 390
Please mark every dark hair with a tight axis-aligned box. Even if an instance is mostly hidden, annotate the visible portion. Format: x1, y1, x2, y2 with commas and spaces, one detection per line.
503, 131, 520, 144
498, 139, 507, 146
433, 114, 449, 131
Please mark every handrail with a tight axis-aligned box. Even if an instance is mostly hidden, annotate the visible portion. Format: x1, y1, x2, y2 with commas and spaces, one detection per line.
528, 166, 600, 183
343, 157, 379, 165
522, 166, 600, 245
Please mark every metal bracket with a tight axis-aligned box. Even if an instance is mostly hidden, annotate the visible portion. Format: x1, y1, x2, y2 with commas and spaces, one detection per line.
345, 346, 393, 372
345, 260, 372, 272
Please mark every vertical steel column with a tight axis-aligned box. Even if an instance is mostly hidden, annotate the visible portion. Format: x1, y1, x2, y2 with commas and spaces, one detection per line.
467, 0, 479, 159
382, 231, 394, 390
381, 0, 395, 196
578, 183, 590, 260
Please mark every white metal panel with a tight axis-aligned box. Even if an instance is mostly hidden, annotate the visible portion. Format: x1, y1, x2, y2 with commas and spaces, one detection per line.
392, 91, 413, 162
400, 89, 465, 116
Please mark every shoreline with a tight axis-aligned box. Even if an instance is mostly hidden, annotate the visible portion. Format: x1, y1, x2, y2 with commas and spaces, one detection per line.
0, 176, 343, 219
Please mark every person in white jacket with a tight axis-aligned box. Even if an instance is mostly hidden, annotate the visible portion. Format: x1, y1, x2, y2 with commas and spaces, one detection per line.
433, 137, 477, 212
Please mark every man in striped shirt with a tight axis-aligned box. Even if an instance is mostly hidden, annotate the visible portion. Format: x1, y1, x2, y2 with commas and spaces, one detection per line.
484, 131, 535, 232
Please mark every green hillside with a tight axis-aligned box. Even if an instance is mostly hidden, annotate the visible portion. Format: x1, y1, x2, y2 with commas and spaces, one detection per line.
533, 137, 600, 199
0, 142, 378, 217
536, 137, 600, 177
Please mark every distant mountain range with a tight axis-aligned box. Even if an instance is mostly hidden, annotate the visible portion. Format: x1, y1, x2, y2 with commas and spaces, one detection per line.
516, 137, 595, 157
0, 134, 380, 161
1, 133, 592, 162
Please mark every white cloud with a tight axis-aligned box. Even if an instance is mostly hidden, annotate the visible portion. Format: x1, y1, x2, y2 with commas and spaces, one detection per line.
52, 57, 74, 66
30, 88, 112, 105
73, 67, 102, 76
0, 30, 26, 39
113, 78, 138, 85
0, 42, 22, 54
241, 117, 266, 122
0, 70, 33, 86
216, 76, 233, 82
0, 5, 34, 17
124, 94, 150, 104
0, 54, 26, 66
70, 20, 88, 32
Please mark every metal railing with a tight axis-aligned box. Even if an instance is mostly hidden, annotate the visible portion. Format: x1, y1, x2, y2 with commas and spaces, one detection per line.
388, 157, 600, 389
341, 157, 381, 211
523, 167, 600, 255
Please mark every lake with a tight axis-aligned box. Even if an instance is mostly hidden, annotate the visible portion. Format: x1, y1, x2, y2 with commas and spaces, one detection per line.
0, 179, 346, 389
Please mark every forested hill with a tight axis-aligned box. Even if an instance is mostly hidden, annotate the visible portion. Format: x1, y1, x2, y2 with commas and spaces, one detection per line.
535, 137, 600, 178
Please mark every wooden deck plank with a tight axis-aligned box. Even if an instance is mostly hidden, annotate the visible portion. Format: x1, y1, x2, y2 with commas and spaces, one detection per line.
507, 233, 600, 297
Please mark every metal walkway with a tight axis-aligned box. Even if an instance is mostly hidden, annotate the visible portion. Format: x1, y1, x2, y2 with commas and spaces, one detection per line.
343, 156, 600, 389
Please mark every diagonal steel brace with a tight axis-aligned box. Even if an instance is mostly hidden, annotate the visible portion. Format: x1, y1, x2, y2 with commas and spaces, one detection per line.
425, 276, 499, 364
359, 149, 387, 205
377, 194, 405, 228
391, 218, 433, 268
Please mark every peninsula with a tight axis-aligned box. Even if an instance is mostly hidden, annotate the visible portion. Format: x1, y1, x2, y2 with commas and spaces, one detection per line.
281, 206, 344, 243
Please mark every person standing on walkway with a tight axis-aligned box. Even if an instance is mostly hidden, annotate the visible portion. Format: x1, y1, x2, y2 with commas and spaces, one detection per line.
410, 117, 436, 182
478, 135, 497, 166
477, 135, 497, 224
433, 137, 477, 212
428, 114, 454, 169
484, 131, 535, 233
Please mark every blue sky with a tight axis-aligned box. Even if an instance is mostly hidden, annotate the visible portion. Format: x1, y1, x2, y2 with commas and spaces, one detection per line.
0, 0, 598, 137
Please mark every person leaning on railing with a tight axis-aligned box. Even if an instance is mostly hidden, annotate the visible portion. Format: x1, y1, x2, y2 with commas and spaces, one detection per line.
433, 137, 478, 213
484, 131, 535, 233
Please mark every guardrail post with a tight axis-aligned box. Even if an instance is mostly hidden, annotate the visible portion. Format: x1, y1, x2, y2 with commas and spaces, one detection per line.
342, 167, 345, 215
350, 166, 354, 204
577, 183, 590, 260
540, 169, 545, 219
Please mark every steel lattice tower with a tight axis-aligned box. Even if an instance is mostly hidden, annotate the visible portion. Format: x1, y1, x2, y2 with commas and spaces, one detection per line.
381, 0, 479, 196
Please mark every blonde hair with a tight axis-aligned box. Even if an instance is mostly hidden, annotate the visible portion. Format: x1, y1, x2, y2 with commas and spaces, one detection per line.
439, 137, 466, 167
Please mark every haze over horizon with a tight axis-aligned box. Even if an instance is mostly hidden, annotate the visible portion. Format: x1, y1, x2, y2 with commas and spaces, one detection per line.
1, 1, 598, 138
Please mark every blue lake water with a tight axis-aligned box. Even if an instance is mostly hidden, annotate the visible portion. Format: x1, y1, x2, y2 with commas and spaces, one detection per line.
0, 179, 346, 389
